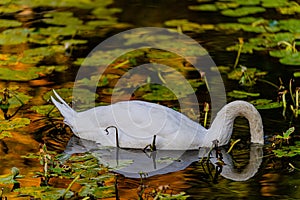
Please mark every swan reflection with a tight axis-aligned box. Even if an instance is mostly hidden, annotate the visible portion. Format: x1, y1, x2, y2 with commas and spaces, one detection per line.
62, 136, 263, 181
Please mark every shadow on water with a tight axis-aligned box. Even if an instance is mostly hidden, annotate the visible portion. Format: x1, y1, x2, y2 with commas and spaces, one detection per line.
63, 137, 263, 181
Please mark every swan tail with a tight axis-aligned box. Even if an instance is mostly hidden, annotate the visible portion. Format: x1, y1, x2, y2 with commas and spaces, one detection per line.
51, 90, 77, 119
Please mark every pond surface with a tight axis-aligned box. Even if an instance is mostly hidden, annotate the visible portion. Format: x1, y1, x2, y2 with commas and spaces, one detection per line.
1, 0, 300, 199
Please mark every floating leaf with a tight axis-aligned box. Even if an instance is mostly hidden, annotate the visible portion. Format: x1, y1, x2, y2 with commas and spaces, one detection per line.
91, 7, 122, 20
7, 92, 32, 108
188, 4, 219, 11
269, 49, 293, 58
39, 26, 77, 36
43, 12, 83, 26
0, 28, 31, 45
227, 90, 260, 98
278, 19, 300, 33
262, 0, 290, 8
279, 52, 300, 65
237, 17, 264, 24
0, 131, 12, 139
221, 7, 266, 17
278, 3, 300, 15
164, 19, 213, 32
62, 39, 87, 45
250, 99, 282, 109
0, 118, 30, 135
30, 105, 60, 117
294, 71, 300, 77
44, 88, 99, 110
0, 19, 21, 28
0, 3, 23, 14
15, 186, 73, 200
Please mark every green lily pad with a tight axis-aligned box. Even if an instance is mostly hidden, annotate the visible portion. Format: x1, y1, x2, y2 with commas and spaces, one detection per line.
294, 71, 300, 77
14, 0, 114, 9
261, 0, 290, 8
279, 19, 300, 33
0, 54, 19, 65
0, 28, 32, 45
278, 3, 300, 15
188, 4, 219, 11
39, 26, 77, 36
15, 186, 73, 200
5, 91, 32, 108
269, 49, 293, 58
79, 185, 114, 199
250, 99, 282, 109
141, 84, 177, 101
279, 52, 300, 65
43, 12, 83, 26
30, 105, 60, 117
0, 19, 21, 28
0, 131, 12, 139
74, 48, 144, 67
77, 74, 114, 88
164, 19, 207, 33
227, 67, 266, 80
231, 0, 261, 6
0, 118, 30, 139
237, 17, 264, 24
227, 90, 260, 98
221, 7, 266, 17
44, 88, 99, 110
0, 67, 45, 81
20, 45, 65, 64
0, 3, 23, 14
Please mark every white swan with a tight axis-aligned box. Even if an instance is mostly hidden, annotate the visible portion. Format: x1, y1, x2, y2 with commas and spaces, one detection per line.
51, 90, 264, 150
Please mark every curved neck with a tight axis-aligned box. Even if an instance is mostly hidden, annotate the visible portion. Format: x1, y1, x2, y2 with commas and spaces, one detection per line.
204, 101, 264, 147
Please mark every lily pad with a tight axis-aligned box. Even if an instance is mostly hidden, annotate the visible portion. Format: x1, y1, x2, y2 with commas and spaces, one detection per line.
164, 19, 208, 33
278, 19, 300, 33
227, 67, 267, 80
39, 26, 77, 36
221, 7, 266, 17
44, 88, 99, 110
20, 45, 65, 64
0, 28, 32, 45
30, 105, 60, 117
279, 52, 300, 65
141, 84, 177, 101
0, 19, 21, 28
227, 90, 260, 98
43, 12, 83, 26
0, 118, 30, 138
5, 91, 32, 108
261, 0, 290, 8
91, 7, 122, 19
0, 3, 23, 14
278, 3, 300, 15
188, 4, 219, 11
0, 67, 41, 81
250, 99, 282, 109
15, 186, 73, 200
269, 49, 293, 58
294, 71, 300, 77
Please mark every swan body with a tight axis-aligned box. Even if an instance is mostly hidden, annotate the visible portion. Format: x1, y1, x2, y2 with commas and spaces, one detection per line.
51, 90, 264, 150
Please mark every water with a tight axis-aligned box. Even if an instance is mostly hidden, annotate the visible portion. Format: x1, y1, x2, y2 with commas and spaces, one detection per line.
1, 0, 300, 199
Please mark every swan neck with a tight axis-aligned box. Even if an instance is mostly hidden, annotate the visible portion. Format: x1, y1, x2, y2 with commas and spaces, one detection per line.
206, 101, 264, 146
